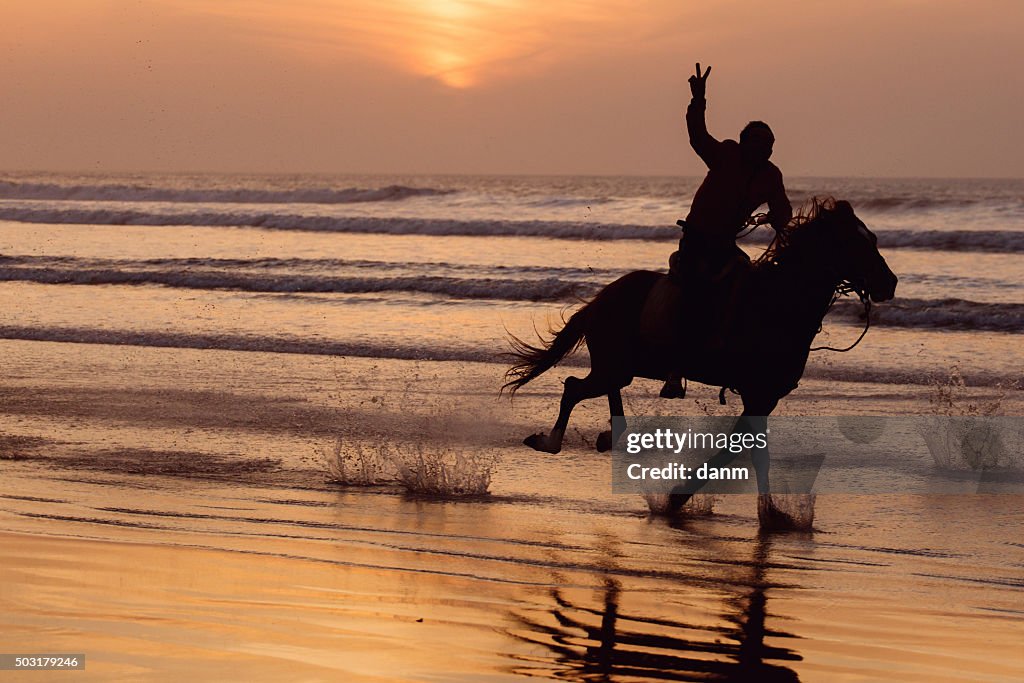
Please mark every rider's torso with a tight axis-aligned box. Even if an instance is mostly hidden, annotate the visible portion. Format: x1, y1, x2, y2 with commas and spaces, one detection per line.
684, 140, 782, 246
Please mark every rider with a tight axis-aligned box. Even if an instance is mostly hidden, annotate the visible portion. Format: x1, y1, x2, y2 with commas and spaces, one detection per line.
662, 63, 793, 398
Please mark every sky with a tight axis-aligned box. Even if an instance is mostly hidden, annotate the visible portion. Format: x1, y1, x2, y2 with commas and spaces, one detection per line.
0, 0, 1021, 177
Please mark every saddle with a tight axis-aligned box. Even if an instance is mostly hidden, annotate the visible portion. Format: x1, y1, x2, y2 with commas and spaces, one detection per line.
639, 246, 752, 351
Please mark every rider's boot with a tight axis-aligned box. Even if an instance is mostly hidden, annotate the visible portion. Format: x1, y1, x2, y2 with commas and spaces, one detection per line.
660, 373, 687, 399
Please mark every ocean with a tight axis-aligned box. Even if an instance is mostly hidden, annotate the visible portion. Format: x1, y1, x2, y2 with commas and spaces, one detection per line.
0, 171, 1022, 681
0, 172, 1020, 383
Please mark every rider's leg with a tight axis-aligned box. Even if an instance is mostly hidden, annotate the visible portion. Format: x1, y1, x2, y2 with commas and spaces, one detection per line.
662, 238, 695, 397
705, 248, 749, 350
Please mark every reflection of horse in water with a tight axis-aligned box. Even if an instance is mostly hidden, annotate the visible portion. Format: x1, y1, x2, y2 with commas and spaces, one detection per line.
508, 533, 800, 681
504, 200, 896, 505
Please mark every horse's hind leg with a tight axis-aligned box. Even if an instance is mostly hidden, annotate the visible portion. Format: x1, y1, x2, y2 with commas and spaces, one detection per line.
524, 373, 609, 454
596, 385, 626, 452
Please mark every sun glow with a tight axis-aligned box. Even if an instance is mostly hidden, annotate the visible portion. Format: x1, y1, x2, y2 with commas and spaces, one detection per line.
405, 0, 487, 87
397, 0, 527, 88
184, 0, 676, 89
426, 50, 475, 88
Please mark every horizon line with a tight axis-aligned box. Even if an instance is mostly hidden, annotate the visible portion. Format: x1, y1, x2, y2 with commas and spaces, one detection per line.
1, 168, 1022, 182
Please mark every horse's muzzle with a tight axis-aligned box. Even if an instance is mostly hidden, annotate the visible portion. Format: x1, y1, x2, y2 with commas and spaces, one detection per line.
869, 266, 898, 303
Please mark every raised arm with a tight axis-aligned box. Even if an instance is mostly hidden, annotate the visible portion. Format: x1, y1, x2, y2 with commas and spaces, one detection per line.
686, 63, 720, 167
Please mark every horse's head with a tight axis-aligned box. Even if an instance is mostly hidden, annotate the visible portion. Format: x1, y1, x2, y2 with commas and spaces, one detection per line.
790, 199, 897, 303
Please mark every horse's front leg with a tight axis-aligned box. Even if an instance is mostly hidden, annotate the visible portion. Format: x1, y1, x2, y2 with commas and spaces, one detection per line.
524, 374, 607, 454
741, 396, 778, 494
666, 396, 778, 513
746, 414, 771, 494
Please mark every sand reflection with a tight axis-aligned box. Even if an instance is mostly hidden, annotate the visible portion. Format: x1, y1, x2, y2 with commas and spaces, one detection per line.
508, 533, 801, 681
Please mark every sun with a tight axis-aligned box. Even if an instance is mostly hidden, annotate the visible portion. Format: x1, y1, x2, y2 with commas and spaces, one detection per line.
424, 49, 476, 88
405, 0, 494, 88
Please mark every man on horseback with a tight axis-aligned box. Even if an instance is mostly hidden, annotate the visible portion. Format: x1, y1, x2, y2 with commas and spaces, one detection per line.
661, 63, 793, 398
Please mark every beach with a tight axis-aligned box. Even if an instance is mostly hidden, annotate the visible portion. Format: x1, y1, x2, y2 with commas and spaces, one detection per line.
1, 172, 1022, 680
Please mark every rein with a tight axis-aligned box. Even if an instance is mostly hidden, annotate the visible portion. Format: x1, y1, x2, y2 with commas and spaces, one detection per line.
809, 287, 871, 352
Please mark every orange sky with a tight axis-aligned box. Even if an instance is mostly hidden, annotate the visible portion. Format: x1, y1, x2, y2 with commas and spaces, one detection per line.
0, 0, 1021, 176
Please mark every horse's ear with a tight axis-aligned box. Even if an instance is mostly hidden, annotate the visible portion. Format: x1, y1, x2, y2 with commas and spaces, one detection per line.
835, 200, 854, 217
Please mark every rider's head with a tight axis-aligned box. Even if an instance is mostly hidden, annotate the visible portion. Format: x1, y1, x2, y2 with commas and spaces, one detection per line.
740, 121, 775, 165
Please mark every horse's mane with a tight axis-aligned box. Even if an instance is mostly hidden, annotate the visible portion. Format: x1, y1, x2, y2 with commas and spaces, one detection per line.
754, 196, 839, 268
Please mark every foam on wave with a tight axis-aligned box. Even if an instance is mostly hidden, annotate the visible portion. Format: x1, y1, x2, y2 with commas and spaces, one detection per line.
832, 298, 1024, 333
0, 206, 1021, 253
0, 181, 453, 204
0, 257, 1019, 331
0, 264, 587, 302
0, 325, 1011, 387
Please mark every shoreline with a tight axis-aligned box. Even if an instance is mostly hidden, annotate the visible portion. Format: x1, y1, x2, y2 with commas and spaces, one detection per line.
1, 339, 1023, 681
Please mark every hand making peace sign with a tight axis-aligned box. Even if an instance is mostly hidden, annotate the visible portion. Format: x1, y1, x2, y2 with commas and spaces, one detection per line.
689, 62, 711, 99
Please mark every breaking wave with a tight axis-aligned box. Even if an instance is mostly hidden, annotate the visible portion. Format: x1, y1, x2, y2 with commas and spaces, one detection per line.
0, 263, 588, 302
0, 206, 1021, 253
0, 206, 670, 241
0, 255, 606, 302
831, 298, 1024, 333
0, 324, 1011, 386
792, 194, 1022, 213
0, 181, 453, 204
0, 256, 1019, 331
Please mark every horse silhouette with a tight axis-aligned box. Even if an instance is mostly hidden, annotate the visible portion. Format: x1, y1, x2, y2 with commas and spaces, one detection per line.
504, 200, 897, 494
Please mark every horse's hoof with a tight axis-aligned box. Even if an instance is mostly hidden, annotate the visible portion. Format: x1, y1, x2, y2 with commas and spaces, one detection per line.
757, 494, 800, 531
666, 492, 692, 515
596, 430, 613, 452
524, 433, 560, 454
759, 510, 796, 532
660, 382, 686, 399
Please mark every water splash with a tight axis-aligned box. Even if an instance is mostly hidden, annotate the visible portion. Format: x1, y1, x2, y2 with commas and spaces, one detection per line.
922, 365, 1022, 471
319, 369, 499, 496
319, 436, 394, 486
642, 493, 718, 517
757, 494, 816, 531
927, 365, 1011, 418
394, 447, 493, 496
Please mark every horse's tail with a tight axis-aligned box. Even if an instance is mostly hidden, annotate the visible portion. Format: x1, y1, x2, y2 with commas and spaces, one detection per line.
502, 307, 588, 397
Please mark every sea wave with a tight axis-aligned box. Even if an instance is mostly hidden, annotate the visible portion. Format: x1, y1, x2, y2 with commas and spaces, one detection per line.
0, 206, 670, 241
789, 193, 1022, 214
1, 177, 1019, 217
0, 181, 453, 204
856, 196, 981, 211
0, 206, 1021, 253
0, 257, 1019, 331
2, 255, 615, 279
0, 255, 607, 302
831, 298, 1024, 333
0, 325, 1011, 387
0, 263, 588, 302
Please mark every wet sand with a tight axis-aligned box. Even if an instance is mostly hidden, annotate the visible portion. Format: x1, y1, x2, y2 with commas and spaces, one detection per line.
1, 339, 1023, 681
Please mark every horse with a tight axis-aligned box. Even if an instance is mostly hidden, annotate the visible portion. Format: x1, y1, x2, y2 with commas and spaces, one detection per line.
503, 199, 898, 502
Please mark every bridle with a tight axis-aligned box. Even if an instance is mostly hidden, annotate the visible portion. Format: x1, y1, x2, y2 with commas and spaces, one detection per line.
809, 285, 871, 353
744, 212, 874, 353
